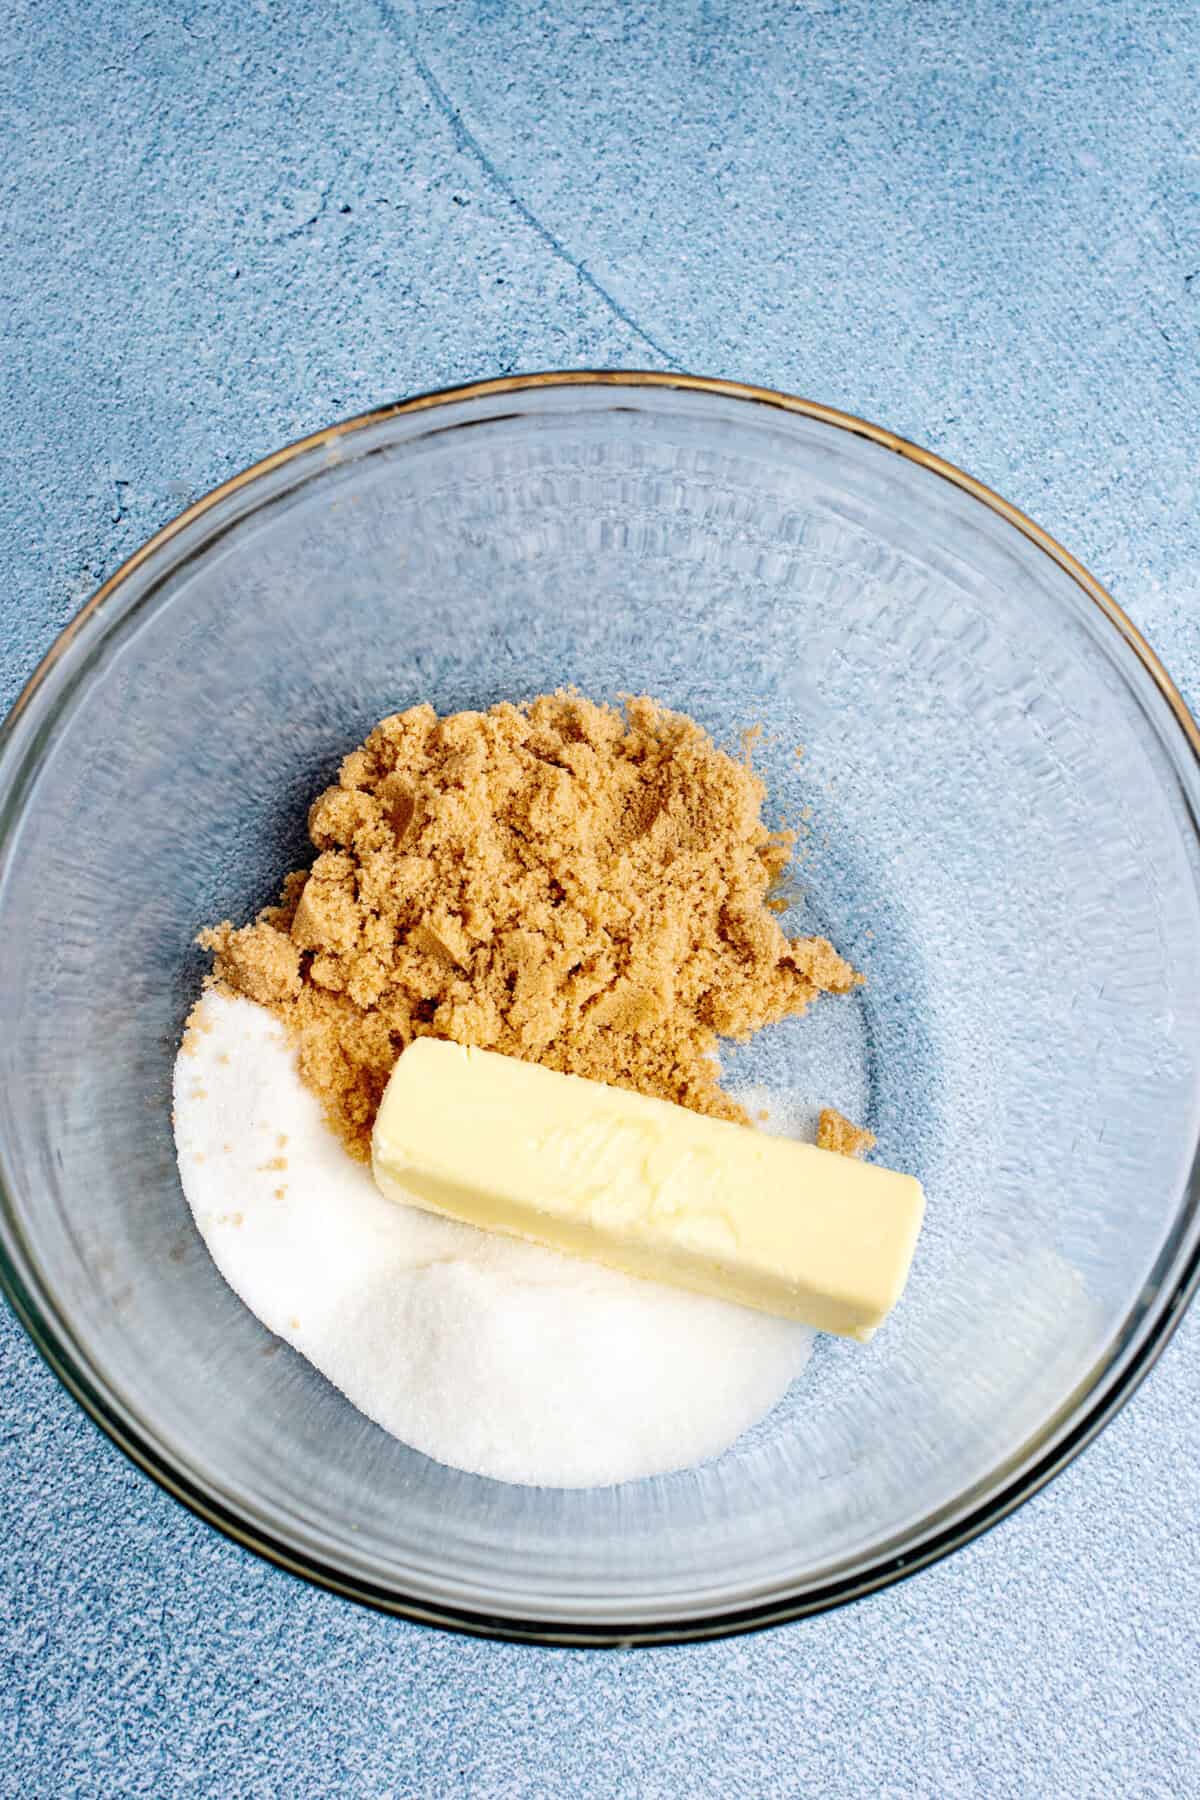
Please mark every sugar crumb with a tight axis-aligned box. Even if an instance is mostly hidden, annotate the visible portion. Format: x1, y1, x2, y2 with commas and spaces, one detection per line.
817, 1108, 877, 1159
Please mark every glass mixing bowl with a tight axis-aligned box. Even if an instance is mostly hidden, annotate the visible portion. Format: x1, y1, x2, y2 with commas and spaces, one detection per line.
2, 374, 1199, 1646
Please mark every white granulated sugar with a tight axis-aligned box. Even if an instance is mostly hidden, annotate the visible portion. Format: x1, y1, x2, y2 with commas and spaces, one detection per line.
731, 1083, 822, 1143
173, 992, 811, 1487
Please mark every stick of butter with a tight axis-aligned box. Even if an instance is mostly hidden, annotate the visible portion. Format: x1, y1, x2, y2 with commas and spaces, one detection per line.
371, 1041, 925, 1338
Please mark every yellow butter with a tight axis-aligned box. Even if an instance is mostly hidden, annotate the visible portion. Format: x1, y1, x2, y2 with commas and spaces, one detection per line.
371, 1041, 925, 1338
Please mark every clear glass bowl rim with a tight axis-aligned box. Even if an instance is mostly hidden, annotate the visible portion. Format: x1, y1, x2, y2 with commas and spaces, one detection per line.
2, 369, 1198, 1648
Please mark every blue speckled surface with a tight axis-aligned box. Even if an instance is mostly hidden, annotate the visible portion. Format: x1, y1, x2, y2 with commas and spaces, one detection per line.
3, 1, 1199, 1792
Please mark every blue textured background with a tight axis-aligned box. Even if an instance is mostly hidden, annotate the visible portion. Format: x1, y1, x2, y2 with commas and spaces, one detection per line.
3, 1, 1199, 1793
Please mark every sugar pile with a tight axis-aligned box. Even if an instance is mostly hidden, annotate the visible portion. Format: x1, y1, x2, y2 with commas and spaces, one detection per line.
173, 991, 811, 1487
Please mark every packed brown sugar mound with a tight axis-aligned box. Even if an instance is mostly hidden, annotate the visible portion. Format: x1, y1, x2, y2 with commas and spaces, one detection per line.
199, 693, 862, 1161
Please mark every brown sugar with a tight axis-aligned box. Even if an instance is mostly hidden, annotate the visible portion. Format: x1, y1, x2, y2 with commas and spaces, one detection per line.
817, 1107, 877, 1160
198, 693, 863, 1161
